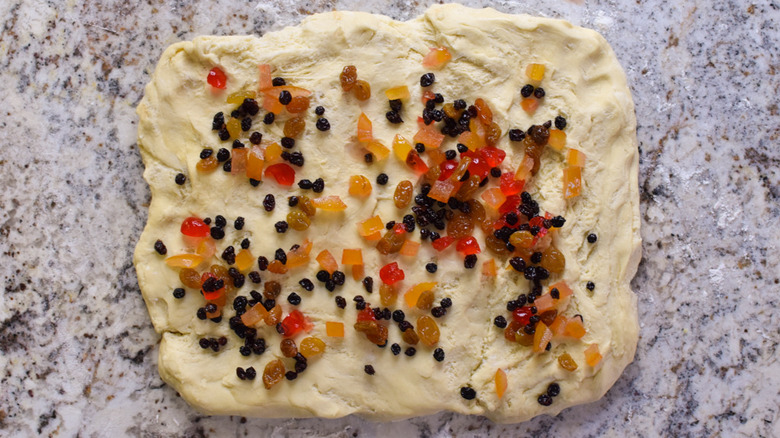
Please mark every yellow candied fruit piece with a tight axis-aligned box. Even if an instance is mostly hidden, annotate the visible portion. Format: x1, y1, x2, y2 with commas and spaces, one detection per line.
358, 215, 384, 237
357, 112, 372, 143
325, 321, 345, 338
165, 254, 203, 269
226, 90, 257, 104
341, 248, 363, 265
385, 85, 411, 101
567, 149, 587, 167
299, 336, 326, 358
316, 250, 339, 274
312, 196, 347, 211
366, 140, 390, 161
235, 249, 254, 272
585, 344, 602, 367
563, 166, 582, 199
264, 142, 282, 163
495, 368, 507, 399
226, 118, 241, 139
547, 129, 567, 152
392, 134, 413, 162
526, 63, 545, 81
399, 240, 420, 257
348, 175, 372, 197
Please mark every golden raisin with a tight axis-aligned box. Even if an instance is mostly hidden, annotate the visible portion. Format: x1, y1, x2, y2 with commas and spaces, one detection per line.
286, 95, 310, 113
416, 289, 435, 310
509, 230, 534, 248
379, 284, 397, 306
426, 165, 441, 181
280, 338, 298, 357
355, 321, 387, 345
196, 156, 219, 173
394, 180, 414, 209
456, 174, 481, 201
447, 213, 474, 239
486, 234, 509, 256
297, 196, 316, 217
287, 210, 311, 231
558, 353, 578, 371
179, 268, 201, 289
340, 65, 357, 91
283, 116, 305, 138
485, 122, 502, 147
299, 336, 326, 358
353, 79, 371, 101
466, 200, 486, 224
402, 328, 420, 345
523, 136, 545, 175
263, 281, 281, 300
262, 359, 285, 389
376, 229, 404, 255
541, 246, 566, 274
416, 315, 440, 347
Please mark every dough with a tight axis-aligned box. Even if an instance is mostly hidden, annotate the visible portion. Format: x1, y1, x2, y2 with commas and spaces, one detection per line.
134, 4, 640, 423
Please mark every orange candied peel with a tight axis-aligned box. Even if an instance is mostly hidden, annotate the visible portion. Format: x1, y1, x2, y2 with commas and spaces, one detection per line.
358, 215, 384, 238
341, 248, 363, 265
234, 249, 254, 272
392, 134, 413, 162
495, 369, 507, 399
311, 195, 347, 211
366, 140, 390, 161
521, 97, 539, 114
316, 250, 339, 274
547, 129, 567, 151
563, 166, 582, 199
357, 112, 372, 143
165, 254, 203, 269
246, 146, 264, 180
422, 47, 452, 69
526, 63, 545, 81
532, 321, 553, 353
326, 321, 345, 337
567, 149, 586, 167
348, 175, 372, 197
385, 85, 410, 101
413, 124, 445, 149
483, 259, 497, 276
399, 240, 420, 257
404, 282, 437, 308
584, 344, 602, 367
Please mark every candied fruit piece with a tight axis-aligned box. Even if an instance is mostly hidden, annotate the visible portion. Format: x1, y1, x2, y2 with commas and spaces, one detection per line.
312, 196, 347, 211
286, 95, 310, 113
495, 369, 507, 399
385, 85, 410, 100
267, 260, 288, 274
316, 250, 338, 274
165, 254, 203, 269
474, 98, 493, 126
548, 129, 567, 152
379, 284, 398, 306
181, 217, 210, 237
404, 282, 437, 307
348, 175, 372, 197
432, 236, 455, 252
533, 321, 553, 353
341, 248, 363, 265
358, 215, 384, 237
241, 303, 269, 327
567, 149, 587, 167
413, 125, 445, 149
399, 240, 420, 257
262, 359, 285, 389
366, 140, 390, 161
563, 318, 586, 339
406, 150, 429, 174
284, 116, 305, 138
521, 97, 539, 114
264, 142, 283, 164
230, 148, 247, 175
480, 146, 506, 167
456, 236, 481, 255
499, 173, 524, 196
558, 352, 578, 371
353, 79, 371, 101
257, 64, 273, 90
285, 239, 312, 268
457, 130, 486, 151
421, 90, 436, 104
428, 179, 457, 203
265, 163, 295, 186
394, 180, 414, 209
287, 210, 311, 231
563, 166, 582, 199
482, 259, 497, 276
196, 156, 219, 173
246, 146, 265, 180
380, 262, 405, 285
326, 321, 345, 338
526, 63, 545, 81
264, 304, 282, 325
422, 46, 452, 69
514, 155, 535, 182
392, 134, 413, 162
357, 112, 372, 143
280, 309, 312, 338
340, 65, 357, 91
299, 336, 326, 358
235, 249, 254, 272
584, 344, 602, 367
481, 188, 507, 210
417, 315, 440, 347
351, 263, 365, 281
207, 67, 227, 89
262, 92, 284, 114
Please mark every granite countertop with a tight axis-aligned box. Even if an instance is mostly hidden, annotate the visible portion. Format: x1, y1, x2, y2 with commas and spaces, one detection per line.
1, 0, 778, 436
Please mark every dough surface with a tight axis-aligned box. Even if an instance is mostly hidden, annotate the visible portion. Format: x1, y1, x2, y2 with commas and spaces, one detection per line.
135, 4, 640, 423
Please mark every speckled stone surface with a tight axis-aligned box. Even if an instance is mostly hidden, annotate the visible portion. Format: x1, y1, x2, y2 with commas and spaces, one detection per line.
1, 0, 778, 436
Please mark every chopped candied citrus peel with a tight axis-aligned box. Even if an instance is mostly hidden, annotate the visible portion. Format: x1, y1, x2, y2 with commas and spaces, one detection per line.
241, 303, 269, 327
558, 352, 578, 371
196, 156, 219, 173
526, 63, 545, 81
495, 369, 508, 399
392, 134, 413, 162
366, 140, 390, 161
514, 155, 535, 181
457, 130, 486, 151
351, 263, 364, 281
267, 259, 288, 274
358, 215, 384, 238
521, 97, 539, 114
385, 85, 410, 100
474, 98, 493, 126
230, 148, 247, 175
326, 321, 345, 337
312, 195, 347, 211
399, 240, 420, 257
563, 318, 586, 339
226, 118, 241, 139
483, 259, 497, 276
567, 149, 586, 167
235, 249, 254, 272
196, 238, 216, 259
226, 90, 257, 104
262, 94, 284, 114
165, 254, 203, 269
563, 166, 582, 199
413, 125, 445, 149
584, 344, 602, 367
481, 188, 507, 210
532, 321, 553, 353
357, 112, 372, 143
405, 150, 429, 174
264, 142, 283, 163
428, 179, 457, 203
422, 47, 452, 69
547, 129, 567, 151
534, 281, 573, 313
403, 282, 437, 307
286, 240, 312, 268
257, 64, 273, 90
341, 248, 363, 265
246, 146, 264, 180
348, 175, 372, 197
316, 250, 338, 274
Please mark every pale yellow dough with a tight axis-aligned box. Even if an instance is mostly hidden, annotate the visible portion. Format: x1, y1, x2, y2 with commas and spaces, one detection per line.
134, 4, 640, 423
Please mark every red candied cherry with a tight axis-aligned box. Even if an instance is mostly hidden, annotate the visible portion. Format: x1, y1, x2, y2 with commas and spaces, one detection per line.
207, 67, 227, 89
456, 236, 481, 255
499, 194, 522, 215
265, 163, 295, 186
379, 262, 405, 285
357, 307, 376, 322
431, 236, 455, 252
512, 306, 533, 326
480, 146, 506, 167
500, 173, 524, 196
181, 217, 210, 237
438, 160, 458, 181
280, 310, 311, 338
